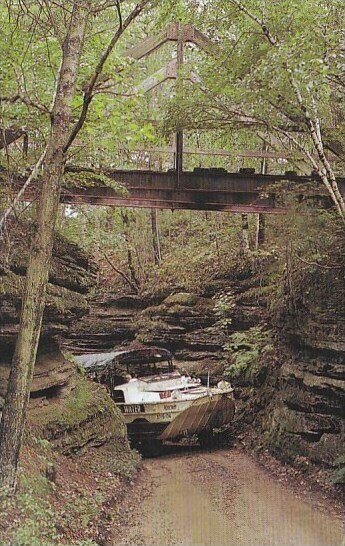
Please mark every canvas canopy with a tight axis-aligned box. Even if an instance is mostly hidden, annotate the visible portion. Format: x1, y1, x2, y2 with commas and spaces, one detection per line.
75, 347, 173, 375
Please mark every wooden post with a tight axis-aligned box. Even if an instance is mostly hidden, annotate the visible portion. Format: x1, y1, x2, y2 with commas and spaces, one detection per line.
121, 211, 140, 292
255, 212, 266, 248
23, 134, 28, 158
175, 132, 183, 177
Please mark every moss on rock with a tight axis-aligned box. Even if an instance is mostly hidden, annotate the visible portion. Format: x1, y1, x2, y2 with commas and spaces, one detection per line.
29, 377, 128, 455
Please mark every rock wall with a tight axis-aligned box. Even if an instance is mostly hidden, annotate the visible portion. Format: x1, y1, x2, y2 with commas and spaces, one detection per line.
63, 294, 143, 354
259, 262, 345, 477
86, 274, 344, 479
0, 221, 97, 407
0, 222, 130, 458
28, 378, 128, 455
44, 235, 344, 480
138, 292, 224, 369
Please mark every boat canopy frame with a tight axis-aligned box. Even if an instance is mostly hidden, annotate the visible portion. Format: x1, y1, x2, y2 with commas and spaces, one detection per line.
76, 346, 174, 378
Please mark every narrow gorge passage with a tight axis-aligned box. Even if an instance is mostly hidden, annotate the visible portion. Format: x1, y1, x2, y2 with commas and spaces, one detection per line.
114, 448, 344, 546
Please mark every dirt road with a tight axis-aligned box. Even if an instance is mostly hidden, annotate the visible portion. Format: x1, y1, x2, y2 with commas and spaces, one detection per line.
113, 448, 344, 546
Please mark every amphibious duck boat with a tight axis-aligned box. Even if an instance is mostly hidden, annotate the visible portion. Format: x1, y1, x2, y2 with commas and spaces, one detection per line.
76, 347, 235, 452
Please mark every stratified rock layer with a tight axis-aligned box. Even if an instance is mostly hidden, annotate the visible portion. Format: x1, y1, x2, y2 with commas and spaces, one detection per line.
6, 219, 340, 478
261, 262, 345, 471
139, 292, 224, 363
0, 221, 96, 407
0, 222, 97, 347
28, 378, 128, 455
63, 294, 143, 354
0, 222, 131, 459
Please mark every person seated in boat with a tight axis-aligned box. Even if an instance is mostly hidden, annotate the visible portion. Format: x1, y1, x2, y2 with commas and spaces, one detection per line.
217, 379, 232, 390
180, 374, 189, 387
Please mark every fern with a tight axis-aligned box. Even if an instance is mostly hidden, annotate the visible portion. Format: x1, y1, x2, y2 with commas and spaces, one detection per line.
224, 326, 274, 381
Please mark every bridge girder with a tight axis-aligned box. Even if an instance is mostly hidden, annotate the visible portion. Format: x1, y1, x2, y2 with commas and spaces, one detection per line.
10, 169, 344, 214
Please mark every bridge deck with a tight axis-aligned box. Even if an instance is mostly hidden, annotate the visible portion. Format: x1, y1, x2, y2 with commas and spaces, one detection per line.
11, 168, 345, 214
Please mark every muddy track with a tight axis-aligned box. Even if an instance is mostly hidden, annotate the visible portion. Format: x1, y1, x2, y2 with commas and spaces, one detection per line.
112, 448, 344, 546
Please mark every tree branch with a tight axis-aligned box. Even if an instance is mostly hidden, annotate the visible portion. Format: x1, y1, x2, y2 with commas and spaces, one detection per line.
64, 0, 150, 152
0, 148, 47, 232
228, 0, 345, 218
294, 254, 342, 270
0, 93, 50, 114
103, 251, 139, 293
229, 0, 277, 45
272, 124, 344, 219
0, 126, 26, 149
288, 75, 345, 216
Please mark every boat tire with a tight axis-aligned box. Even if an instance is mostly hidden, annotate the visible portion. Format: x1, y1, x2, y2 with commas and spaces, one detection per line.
138, 439, 163, 458
198, 430, 215, 449
216, 425, 234, 448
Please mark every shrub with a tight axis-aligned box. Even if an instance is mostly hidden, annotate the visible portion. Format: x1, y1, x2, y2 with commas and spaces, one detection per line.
224, 326, 274, 383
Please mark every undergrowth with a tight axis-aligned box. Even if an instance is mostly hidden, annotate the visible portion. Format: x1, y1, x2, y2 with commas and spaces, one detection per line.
224, 326, 274, 383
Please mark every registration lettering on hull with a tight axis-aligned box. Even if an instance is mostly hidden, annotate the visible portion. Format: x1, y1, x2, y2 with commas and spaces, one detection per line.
122, 404, 142, 414
164, 404, 177, 411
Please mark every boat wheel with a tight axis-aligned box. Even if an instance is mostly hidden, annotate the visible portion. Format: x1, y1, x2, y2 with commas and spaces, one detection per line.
138, 439, 163, 458
216, 425, 234, 447
197, 430, 215, 449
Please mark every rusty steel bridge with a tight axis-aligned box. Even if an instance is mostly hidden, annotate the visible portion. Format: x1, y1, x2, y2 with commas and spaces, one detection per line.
10, 166, 344, 214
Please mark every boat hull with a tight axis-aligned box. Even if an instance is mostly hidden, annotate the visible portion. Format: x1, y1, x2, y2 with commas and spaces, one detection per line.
159, 392, 235, 440
121, 391, 235, 442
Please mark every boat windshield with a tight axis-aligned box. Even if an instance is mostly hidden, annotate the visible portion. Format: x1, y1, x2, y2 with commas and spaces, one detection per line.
133, 360, 173, 377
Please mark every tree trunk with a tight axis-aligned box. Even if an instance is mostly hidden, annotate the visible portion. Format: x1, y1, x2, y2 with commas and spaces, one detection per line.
150, 208, 162, 265
0, 1, 89, 492
240, 213, 250, 254
290, 78, 345, 217
255, 213, 266, 248
121, 211, 140, 291
255, 149, 267, 249
103, 251, 139, 294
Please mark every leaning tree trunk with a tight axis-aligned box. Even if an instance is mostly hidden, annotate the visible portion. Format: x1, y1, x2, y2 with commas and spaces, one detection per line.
150, 208, 162, 265
121, 211, 140, 292
0, 1, 89, 492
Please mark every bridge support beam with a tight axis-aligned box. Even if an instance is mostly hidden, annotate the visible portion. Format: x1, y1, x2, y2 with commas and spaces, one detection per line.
7, 168, 344, 214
